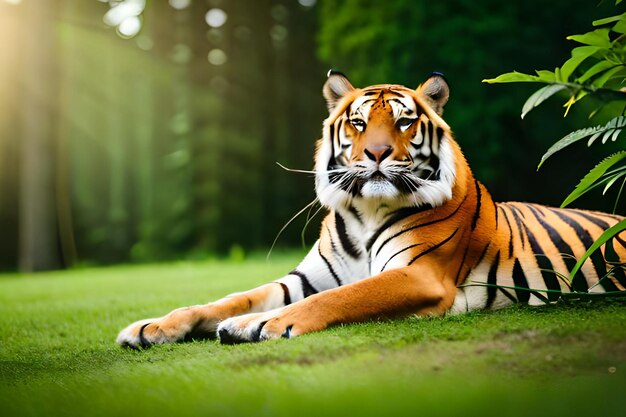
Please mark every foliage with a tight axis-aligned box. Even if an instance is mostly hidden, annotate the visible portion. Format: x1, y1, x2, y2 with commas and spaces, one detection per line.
484, 3, 626, 283
1, 258, 626, 417
317, 0, 619, 210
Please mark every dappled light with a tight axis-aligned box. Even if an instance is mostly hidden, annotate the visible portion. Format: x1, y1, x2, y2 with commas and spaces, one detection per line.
0, 0, 622, 272
205, 8, 227, 28
102, 0, 145, 39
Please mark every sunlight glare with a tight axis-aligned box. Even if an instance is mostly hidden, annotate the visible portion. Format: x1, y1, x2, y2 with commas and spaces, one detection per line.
169, 0, 191, 10
205, 9, 227, 28
103, 0, 145, 27
117, 16, 142, 38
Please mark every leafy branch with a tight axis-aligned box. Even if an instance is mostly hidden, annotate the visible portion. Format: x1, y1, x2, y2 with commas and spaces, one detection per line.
484, 3, 626, 289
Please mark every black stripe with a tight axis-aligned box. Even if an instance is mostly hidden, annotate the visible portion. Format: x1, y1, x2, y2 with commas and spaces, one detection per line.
434, 127, 443, 155
325, 225, 348, 270
493, 199, 498, 229
508, 204, 526, 219
427, 122, 434, 150
520, 219, 561, 301
453, 245, 471, 285
512, 259, 530, 303
471, 180, 482, 230
335, 212, 361, 259
507, 205, 526, 250
347, 204, 363, 224
327, 123, 340, 184
289, 270, 318, 298
277, 282, 292, 305
318, 244, 342, 286
458, 242, 491, 285
408, 228, 459, 265
388, 98, 411, 112
526, 204, 585, 292
498, 206, 514, 258
366, 204, 433, 252
529, 204, 547, 217
381, 243, 424, 272
375, 195, 467, 257
486, 250, 501, 308
604, 239, 626, 288
499, 287, 518, 303
570, 209, 611, 230
550, 209, 619, 292
336, 119, 345, 151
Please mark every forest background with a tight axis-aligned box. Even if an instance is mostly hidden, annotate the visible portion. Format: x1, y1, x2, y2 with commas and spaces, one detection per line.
1, 0, 623, 272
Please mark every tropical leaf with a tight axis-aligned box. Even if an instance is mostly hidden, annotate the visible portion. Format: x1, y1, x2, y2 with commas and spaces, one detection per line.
577, 60, 616, 83
567, 28, 611, 48
568, 219, 626, 280
603, 170, 626, 194
521, 84, 567, 119
561, 151, 626, 207
535, 70, 557, 82
483, 70, 555, 84
593, 12, 626, 27
613, 19, 626, 34
560, 46, 604, 81
538, 116, 626, 167
482, 71, 539, 84
592, 65, 626, 88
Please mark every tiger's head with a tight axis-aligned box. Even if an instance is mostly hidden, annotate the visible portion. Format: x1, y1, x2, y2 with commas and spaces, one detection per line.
315, 71, 458, 211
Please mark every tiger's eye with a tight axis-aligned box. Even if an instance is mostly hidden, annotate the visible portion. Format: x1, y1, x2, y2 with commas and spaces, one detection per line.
397, 118, 416, 132
350, 119, 366, 132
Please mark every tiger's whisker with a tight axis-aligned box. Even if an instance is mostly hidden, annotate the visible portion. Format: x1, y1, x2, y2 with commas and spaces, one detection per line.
267, 198, 320, 260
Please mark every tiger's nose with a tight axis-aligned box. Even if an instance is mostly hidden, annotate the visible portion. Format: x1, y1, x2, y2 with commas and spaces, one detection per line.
364, 145, 393, 164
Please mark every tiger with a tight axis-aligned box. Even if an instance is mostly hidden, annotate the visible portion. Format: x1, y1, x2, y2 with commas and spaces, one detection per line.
117, 71, 626, 348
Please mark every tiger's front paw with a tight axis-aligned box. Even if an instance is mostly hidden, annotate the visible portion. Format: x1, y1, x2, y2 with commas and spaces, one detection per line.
217, 309, 314, 344
116, 308, 198, 349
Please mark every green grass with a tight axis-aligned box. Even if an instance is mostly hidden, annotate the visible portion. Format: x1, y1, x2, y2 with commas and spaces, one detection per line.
1, 252, 625, 417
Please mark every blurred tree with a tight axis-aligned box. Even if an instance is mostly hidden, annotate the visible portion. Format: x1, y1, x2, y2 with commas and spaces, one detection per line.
19, 0, 63, 271
0, 3, 21, 270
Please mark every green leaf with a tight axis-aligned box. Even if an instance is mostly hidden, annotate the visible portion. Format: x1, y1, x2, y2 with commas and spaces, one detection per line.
577, 60, 616, 84
561, 46, 603, 81
592, 65, 626, 88
483, 70, 557, 84
521, 84, 567, 119
534, 70, 557, 83
601, 128, 622, 144
482, 71, 541, 84
561, 151, 626, 207
567, 29, 611, 48
612, 19, 626, 34
593, 12, 626, 26
603, 171, 626, 194
568, 219, 626, 279
539, 116, 626, 168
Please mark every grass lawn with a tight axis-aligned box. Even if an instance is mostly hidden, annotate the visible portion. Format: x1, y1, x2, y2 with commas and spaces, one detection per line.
1, 251, 625, 417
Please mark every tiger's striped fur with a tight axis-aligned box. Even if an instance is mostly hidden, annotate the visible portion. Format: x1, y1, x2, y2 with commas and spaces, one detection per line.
117, 72, 625, 348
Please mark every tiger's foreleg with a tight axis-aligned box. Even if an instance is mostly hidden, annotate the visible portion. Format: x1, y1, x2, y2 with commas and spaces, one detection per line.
116, 281, 295, 349
217, 266, 457, 343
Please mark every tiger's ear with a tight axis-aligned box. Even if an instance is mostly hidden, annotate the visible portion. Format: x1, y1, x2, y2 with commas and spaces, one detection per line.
323, 70, 355, 113
417, 72, 449, 116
